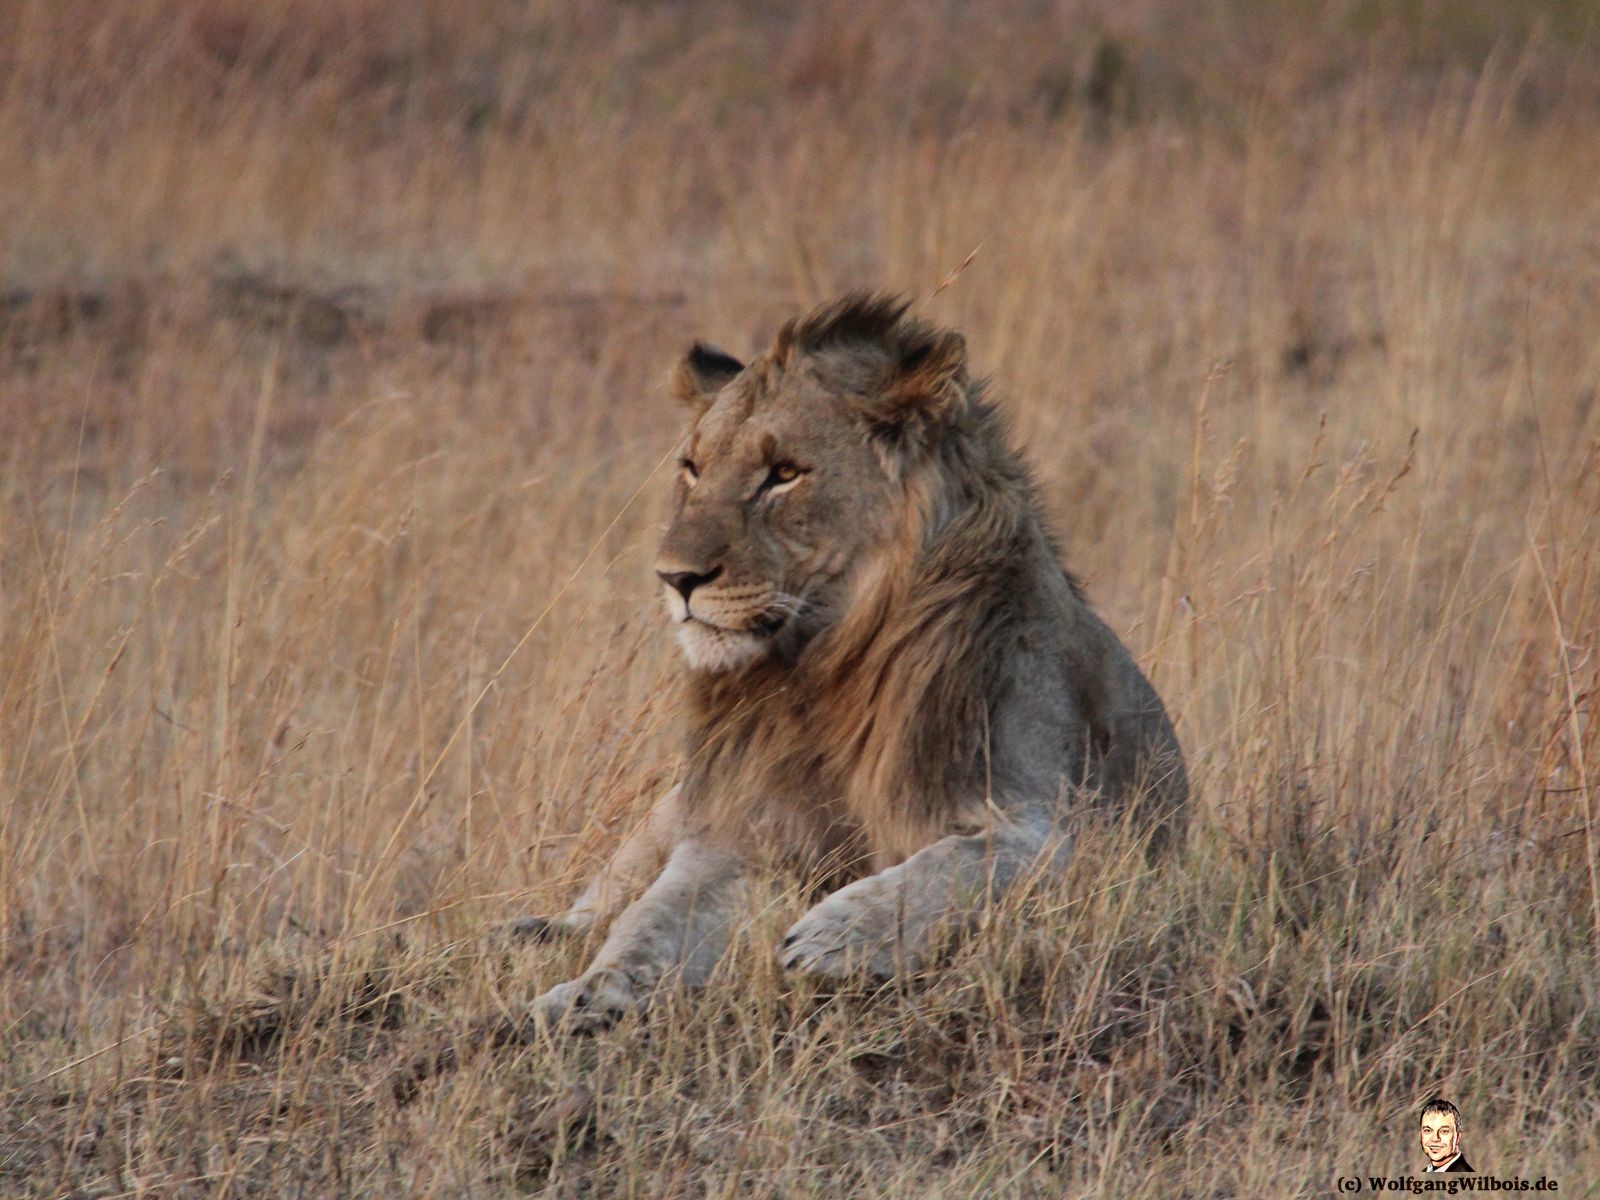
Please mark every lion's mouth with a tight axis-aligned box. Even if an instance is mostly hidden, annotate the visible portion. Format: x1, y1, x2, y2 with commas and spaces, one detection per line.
669, 592, 804, 636
665, 589, 806, 671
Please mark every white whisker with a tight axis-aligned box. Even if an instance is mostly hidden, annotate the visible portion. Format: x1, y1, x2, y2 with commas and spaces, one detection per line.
766, 592, 808, 618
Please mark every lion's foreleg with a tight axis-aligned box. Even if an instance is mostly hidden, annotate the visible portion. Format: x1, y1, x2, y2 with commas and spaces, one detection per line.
530, 837, 746, 1031
503, 783, 685, 942
779, 822, 1062, 980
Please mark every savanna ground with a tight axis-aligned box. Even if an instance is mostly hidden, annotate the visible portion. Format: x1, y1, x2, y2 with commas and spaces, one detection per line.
2, 2, 1599, 1195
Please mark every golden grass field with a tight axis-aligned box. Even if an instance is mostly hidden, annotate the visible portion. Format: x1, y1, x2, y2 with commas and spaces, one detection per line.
3, 2, 1599, 1195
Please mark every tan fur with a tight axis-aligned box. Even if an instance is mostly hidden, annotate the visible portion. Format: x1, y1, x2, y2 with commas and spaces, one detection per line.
519, 294, 1186, 1029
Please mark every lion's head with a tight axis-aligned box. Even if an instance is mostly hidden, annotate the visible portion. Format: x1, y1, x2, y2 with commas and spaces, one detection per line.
656, 294, 973, 673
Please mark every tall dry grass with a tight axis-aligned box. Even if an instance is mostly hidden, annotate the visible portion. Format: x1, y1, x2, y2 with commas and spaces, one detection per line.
2, 2, 1598, 1195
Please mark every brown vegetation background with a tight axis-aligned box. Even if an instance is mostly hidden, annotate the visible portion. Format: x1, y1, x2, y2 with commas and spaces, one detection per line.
3, 1, 1598, 1194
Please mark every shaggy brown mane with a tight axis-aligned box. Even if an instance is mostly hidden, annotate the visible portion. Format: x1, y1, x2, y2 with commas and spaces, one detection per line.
774, 293, 918, 361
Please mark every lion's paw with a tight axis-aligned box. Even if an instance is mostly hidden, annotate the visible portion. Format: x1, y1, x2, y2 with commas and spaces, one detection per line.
779, 878, 917, 981
530, 969, 641, 1035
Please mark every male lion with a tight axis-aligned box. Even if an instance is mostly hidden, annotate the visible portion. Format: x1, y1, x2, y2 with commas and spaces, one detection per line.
515, 293, 1185, 1031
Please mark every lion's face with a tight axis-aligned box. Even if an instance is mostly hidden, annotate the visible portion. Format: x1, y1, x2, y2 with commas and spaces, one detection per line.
656, 351, 901, 673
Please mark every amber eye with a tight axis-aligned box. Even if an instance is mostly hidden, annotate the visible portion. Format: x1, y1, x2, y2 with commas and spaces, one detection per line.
771, 462, 801, 484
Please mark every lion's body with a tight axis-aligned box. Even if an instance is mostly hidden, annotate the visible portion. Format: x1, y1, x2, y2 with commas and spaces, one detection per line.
522, 295, 1185, 1027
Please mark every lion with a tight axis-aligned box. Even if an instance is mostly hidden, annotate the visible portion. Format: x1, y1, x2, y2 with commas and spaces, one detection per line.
512, 293, 1186, 1031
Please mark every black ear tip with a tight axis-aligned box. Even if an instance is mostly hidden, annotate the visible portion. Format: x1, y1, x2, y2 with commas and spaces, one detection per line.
688, 342, 745, 377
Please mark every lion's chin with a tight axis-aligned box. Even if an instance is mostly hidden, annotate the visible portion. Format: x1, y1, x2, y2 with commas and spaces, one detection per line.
675, 621, 772, 674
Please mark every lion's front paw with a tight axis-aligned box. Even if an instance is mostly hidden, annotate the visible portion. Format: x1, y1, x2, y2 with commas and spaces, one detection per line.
530, 969, 641, 1035
779, 879, 917, 981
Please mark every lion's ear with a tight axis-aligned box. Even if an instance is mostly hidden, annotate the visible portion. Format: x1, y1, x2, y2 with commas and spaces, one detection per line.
670, 342, 744, 413
856, 331, 970, 449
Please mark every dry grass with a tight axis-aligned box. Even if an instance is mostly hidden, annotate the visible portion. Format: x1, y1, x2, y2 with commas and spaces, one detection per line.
3, 2, 1599, 1195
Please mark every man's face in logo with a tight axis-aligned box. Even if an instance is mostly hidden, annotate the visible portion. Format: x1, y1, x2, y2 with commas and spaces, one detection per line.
1420, 1112, 1460, 1167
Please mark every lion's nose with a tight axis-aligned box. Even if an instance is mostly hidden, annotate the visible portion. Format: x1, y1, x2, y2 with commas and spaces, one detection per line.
658, 565, 723, 602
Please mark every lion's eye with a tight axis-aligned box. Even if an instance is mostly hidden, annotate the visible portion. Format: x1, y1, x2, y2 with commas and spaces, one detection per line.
763, 462, 806, 492
679, 458, 699, 485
